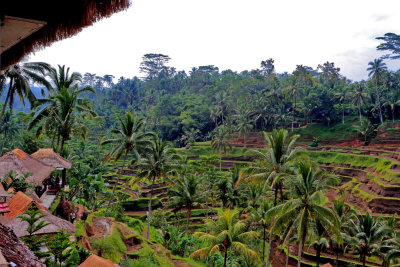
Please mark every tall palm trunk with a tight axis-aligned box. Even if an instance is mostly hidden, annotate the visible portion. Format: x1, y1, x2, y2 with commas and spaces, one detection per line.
219, 147, 222, 172
0, 79, 13, 123
297, 229, 307, 267
375, 79, 383, 125
358, 104, 362, 125
186, 205, 192, 232
106, 152, 127, 209
147, 174, 158, 239
266, 232, 273, 267
342, 103, 345, 124
316, 246, 321, 267
285, 243, 290, 267
262, 226, 266, 265
223, 249, 228, 267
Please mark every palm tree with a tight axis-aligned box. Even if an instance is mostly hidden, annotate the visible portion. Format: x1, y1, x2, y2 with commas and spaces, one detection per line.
101, 112, 155, 209
335, 86, 347, 124
211, 126, 232, 171
132, 139, 179, 239
330, 198, 356, 267
235, 113, 253, 148
0, 111, 18, 154
351, 83, 367, 125
190, 209, 259, 267
249, 199, 274, 266
310, 221, 330, 267
345, 213, 391, 267
268, 161, 339, 267
29, 86, 96, 153
243, 129, 300, 206
0, 62, 50, 122
167, 174, 205, 232
44, 65, 84, 94
367, 59, 387, 125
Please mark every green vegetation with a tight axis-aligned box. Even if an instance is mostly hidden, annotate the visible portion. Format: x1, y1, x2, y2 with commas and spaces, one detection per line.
3, 32, 400, 266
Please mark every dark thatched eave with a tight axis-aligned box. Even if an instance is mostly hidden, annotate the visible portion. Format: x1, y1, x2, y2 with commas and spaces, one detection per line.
1, 0, 131, 71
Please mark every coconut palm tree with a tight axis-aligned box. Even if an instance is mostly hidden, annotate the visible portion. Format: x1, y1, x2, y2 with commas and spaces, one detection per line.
330, 198, 356, 267
29, 86, 96, 153
268, 161, 339, 267
44, 65, 84, 94
249, 199, 274, 266
351, 83, 367, 125
101, 112, 155, 209
167, 174, 205, 232
132, 139, 179, 239
243, 129, 301, 206
191, 209, 260, 267
235, 113, 253, 148
0, 62, 50, 122
367, 59, 387, 125
344, 213, 391, 267
211, 126, 232, 171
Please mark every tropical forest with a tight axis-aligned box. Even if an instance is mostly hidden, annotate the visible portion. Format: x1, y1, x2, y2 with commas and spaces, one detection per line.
2, 3, 400, 267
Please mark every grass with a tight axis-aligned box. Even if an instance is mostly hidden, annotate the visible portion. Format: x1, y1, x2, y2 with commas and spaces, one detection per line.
307, 151, 400, 184
90, 225, 127, 263
293, 117, 359, 142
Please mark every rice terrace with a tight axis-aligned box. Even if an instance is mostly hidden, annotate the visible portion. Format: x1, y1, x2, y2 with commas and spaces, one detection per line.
1, 0, 400, 266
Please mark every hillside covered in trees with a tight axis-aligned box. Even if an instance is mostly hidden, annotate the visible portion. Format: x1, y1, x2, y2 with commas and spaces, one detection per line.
1, 32, 400, 267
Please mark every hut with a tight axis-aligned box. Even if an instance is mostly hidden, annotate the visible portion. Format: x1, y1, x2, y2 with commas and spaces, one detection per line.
0, 149, 55, 186
31, 148, 72, 170
1, 0, 131, 71
0, 192, 75, 237
78, 254, 115, 267
32, 148, 72, 187
0, 223, 45, 266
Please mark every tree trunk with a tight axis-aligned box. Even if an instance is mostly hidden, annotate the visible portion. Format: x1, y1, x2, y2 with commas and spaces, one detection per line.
147, 175, 157, 239
359, 105, 362, 125
59, 136, 66, 154
335, 246, 339, 267
106, 152, 127, 210
285, 243, 289, 267
262, 226, 266, 265
392, 107, 395, 123
186, 206, 192, 232
266, 232, 273, 267
219, 148, 222, 172
279, 181, 284, 203
376, 79, 383, 125
316, 246, 321, 267
362, 254, 366, 267
342, 103, 345, 124
224, 249, 228, 267
297, 230, 306, 267
0, 79, 13, 123
243, 132, 246, 148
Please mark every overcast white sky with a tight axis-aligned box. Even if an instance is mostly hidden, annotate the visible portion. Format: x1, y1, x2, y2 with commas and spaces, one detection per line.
29, 0, 400, 81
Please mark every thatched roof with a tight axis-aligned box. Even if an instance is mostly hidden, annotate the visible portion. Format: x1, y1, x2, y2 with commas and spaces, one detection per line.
5, 191, 44, 218
0, 223, 45, 266
78, 254, 115, 267
4, 210, 75, 237
1, 0, 131, 71
0, 192, 75, 237
0, 149, 55, 186
31, 148, 72, 169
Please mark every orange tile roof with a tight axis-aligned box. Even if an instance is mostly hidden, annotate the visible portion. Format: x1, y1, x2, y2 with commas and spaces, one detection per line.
5, 191, 44, 218
78, 255, 114, 267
